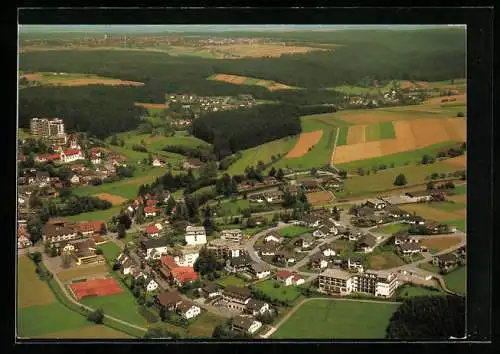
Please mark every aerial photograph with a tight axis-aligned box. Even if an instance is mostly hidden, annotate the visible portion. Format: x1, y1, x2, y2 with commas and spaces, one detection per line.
17, 24, 466, 341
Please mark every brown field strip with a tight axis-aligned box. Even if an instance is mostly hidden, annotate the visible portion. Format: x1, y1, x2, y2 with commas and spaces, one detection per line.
39, 325, 135, 339
400, 80, 416, 89
419, 236, 462, 252
337, 111, 442, 125
333, 118, 466, 164
448, 195, 466, 204
94, 193, 127, 206
424, 94, 466, 105
57, 264, 110, 283
213, 74, 247, 84
306, 191, 333, 206
21, 73, 41, 81
217, 43, 328, 58
399, 204, 459, 221
346, 125, 366, 144
18, 256, 56, 308
134, 102, 169, 110
47, 78, 144, 87
443, 155, 467, 168
286, 131, 323, 158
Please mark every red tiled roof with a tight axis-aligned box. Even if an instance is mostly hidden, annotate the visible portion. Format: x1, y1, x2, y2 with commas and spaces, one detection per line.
146, 199, 157, 206
36, 153, 61, 161
145, 225, 159, 235
144, 206, 157, 213
171, 267, 198, 283
63, 149, 81, 156
161, 255, 178, 269
276, 270, 293, 280
79, 221, 105, 233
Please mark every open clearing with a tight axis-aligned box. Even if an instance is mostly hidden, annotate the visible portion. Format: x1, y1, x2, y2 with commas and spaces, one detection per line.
366, 252, 406, 270
65, 206, 122, 222
134, 102, 169, 110
217, 275, 246, 288
39, 325, 134, 339
419, 236, 462, 253
443, 266, 466, 295
97, 242, 122, 262
255, 280, 301, 303
370, 223, 408, 234
211, 43, 331, 58
400, 204, 461, 221
306, 191, 333, 206
278, 226, 313, 238
334, 118, 466, 164
448, 194, 466, 203
395, 284, 445, 298
286, 131, 323, 158
272, 299, 399, 339
21, 72, 144, 87
57, 263, 110, 283
208, 73, 296, 91
17, 256, 56, 308
93, 193, 127, 206
346, 125, 366, 144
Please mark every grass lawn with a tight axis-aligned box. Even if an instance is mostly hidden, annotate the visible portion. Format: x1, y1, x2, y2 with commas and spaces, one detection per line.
272, 113, 353, 171
212, 199, 251, 216
366, 250, 406, 270
336, 140, 460, 173
65, 206, 122, 222
18, 302, 92, 338
450, 184, 467, 195
17, 256, 56, 308
272, 299, 399, 339
255, 279, 302, 303
217, 275, 247, 288
336, 126, 349, 146
339, 159, 461, 197
227, 136, 298, 175
81, 291, 147, 327
427, 201, 466, 212
445, 218, 466, 232
418, 262, 442, 274
185, 311, 227, 337
97, 242, 122, 262
278, 226, 313, 238
395, 284, 445, 298
113, 130, 210, 153
365, 122, 396, 142
443, 266, 466, 295
370, 223, 408, 235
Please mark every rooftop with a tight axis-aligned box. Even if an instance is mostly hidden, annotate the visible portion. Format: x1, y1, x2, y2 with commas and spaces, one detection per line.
319, 268, 353, 280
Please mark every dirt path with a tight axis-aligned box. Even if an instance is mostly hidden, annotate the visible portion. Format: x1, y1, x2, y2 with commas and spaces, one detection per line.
330, 127, 340, 168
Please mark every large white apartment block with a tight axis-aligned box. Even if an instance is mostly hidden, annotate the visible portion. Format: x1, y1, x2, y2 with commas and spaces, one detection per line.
318, 268, 399, 298
185, 225, 207, 246
30, 118, 67, 144
173, 247, 200, 267
220, 229, 244, 243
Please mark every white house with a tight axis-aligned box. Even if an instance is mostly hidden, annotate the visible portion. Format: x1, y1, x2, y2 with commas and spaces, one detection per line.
185, 225, 207, 246
365, 199, 386, 210
60, 149, 84, 163
232, 316, 262, 335
145, 279, 160, 293
276, 270, 305, 286
144, 206, 158, 218
174, 248, 200, 267
319, 245, 337, 257
246, 299, 270, 316
313, 226, 330, 238
264, 232, 283, 243
141, 239, 169, 260
178, 301, 201, 320
347, 257, 364, 272
70, 174, 80, 184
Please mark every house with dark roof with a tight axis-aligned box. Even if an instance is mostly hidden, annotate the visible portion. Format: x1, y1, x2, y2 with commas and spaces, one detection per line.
177, 300, 201, 319
356, 234, 377, 253
398, 242, 422, 255
221, 286, 252, 311
231, 315, 262, 335
347, 257, 364, 272
155, 290, 184, 310
225, 255, 253, 273
432, 253, 459, 269
257, 241, 280, 256
276, 270, 305, 286
247, 263, 271, 279
200, 282, 223, 299
293, 234, 314, 249
245, 299, 270, 316
264, 231, 283, 244
139, 238, 169, 260
275, 249, 296, 264
42, 223, 78, 245
309, 251, 329, 269
319, 244, 337, 257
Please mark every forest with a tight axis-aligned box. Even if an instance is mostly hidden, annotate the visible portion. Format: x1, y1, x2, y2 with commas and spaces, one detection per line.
190, 104, 302, 158
18, 86, 146, 139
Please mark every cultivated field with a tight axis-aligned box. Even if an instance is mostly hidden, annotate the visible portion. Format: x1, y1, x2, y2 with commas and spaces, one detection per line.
286, 131, 323, 158
419, 236, 462, 253
65, 206, 122, 222
334, 118, 466, 164
370, 223, 408, 235
21, 72, 144, 87
94, 193, 127, 206
367, 252, 406, 270
134, 102, 169, 110
17, 256, 55, 308
272, 299, 399, 339
424, 94, 466, 106
39, 325, 134, 339
306, 191, 333, 206
443, 155, 467, 168
400, 203, 464, 222
211, 42, 331, 58
346, 125, 366, 144
208, 73, 296, 91
57, 263, 110, 283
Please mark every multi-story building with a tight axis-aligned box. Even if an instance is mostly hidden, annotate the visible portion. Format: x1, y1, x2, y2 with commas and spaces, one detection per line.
185, 225, 207, 245
318, 268, 399, 298
42, 221, 78, 246
207, 238, 244, 259
221, 285, 252, 311
30, 118, 67, 145
220, 229, 244, 243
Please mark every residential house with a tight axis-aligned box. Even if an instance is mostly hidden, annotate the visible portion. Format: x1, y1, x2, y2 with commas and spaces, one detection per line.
264, 231, 283, 244
145, 224, 161, 238
17, 224, 32, 249
155, 290, 184, 311
276, 270, 305, 286
398, 242, 422, 255
144, 206, 158, 218
319, 244, 337, 257
140, 238, 169, 260
152, 157, 166, 167
35, 171, 51, 185
78, 221, 105, 237
394, 232, 420, 245
406, 215, 425, 225
356, 234, 377, 253
365, 199, 386, 210
301, 179, 321, 192
347, 257, 364, 272
385, 206, 410, 219
144, 277, 160, 293
172, 247, 200, 267
42, 223, 78, 245
185, 225, 207, 246
347, 228, 363, 242
301, 215, 324, 228
309, 252, 329, 269
276, 250, 296, 264
221, 229, 244, 243
231, 315, 262, 335
225, 255, 253, 273
294, 234, 314, 249
313, 224, 336, 238
356, 206, 375, 218
70, 163, 86, 173
60, 149, 84, 163
207, 238, 244, 259
245, 299, 270, 316
405, 191, 433, 203
257, 241, 280, 257
201, 282, 223, 299
432, 253, 459, 269
63, 238, 104, 266
247, 263, 271, 279
90, 154, 101, 165
222, 286, 252, 311
319, 176, 342, 189
177, 300, 201, 320
35, 153, 60, 163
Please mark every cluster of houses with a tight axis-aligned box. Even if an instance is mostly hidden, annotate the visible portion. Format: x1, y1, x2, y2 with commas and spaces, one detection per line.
17, 220, 32, 249
166, 93, 256, 116
432, 246, 466, 272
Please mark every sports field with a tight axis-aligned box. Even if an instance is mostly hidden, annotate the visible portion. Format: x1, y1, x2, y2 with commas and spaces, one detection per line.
255, 280, 302, 303
278, 226, 313, 238
227, 136, 298, 175
69, 278, 124, 301
272, 299, 399, 339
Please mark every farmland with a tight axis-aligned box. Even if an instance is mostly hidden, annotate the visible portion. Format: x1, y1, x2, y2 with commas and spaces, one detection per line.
306, 191, 333, 206
366, 250, 406, 270
365, 122, 396, 142
39, 325, 134, 339
370, 223, 408, 235
286, 131, 323, 158
17, 256, 55, 308
208, 73, 296, 91
419, 236, 462, 253
20, 72, 144, 87
272, 299, 399, 339
65, 206, 122, 222
93, 193, 127, 206
255, 279, 302, 302
400, 203, 464, 222
278, 226, 313, 238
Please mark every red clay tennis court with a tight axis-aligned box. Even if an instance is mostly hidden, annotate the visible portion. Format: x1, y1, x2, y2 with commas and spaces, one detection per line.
68, 278, 124, 300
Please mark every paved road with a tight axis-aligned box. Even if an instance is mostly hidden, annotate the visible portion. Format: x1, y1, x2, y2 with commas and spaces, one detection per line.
260, 296, 402, 338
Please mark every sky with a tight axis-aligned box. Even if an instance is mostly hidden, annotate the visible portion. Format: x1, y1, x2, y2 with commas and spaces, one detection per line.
19, 24, 464, 33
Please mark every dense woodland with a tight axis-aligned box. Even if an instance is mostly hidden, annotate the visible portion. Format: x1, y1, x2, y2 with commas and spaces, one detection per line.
385, 295, 465, 340
190, 104, 302, 158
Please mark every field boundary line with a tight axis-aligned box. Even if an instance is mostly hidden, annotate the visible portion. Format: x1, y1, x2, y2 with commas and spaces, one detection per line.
330, 127, 340, 167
